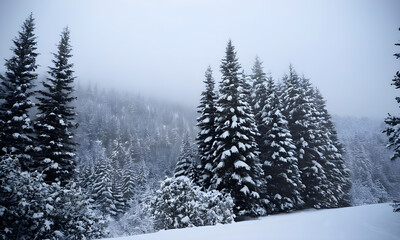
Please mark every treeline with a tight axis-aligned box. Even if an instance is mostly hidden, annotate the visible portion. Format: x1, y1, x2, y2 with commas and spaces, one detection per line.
149, 40, 352, 227
0, 14, 104, 239
0, 14, 354, 239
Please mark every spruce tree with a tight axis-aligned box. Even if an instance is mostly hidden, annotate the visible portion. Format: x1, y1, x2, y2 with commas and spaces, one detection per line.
122, 159, 136, 199
92, 158, 118, 216
313, 89, 351, 207
261, 81, 304, 213
174, 134, 196, 180
0, 14, 38, 168
196, 67, 217, 188
250, 56, 267, 122
384, 28, 400, 161
34, 27, 77, 184
281, 66, 330, 209
210, 40, 263, 217
250, 57, 269, 166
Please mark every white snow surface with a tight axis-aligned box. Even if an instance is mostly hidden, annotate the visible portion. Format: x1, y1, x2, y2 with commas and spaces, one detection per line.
100, 203, 400, 240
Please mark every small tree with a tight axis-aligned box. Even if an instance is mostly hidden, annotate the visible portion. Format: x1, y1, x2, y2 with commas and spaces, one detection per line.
174, 134, 196, 180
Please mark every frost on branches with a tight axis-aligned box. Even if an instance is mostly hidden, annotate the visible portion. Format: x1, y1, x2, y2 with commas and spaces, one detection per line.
147, 176, 235, 230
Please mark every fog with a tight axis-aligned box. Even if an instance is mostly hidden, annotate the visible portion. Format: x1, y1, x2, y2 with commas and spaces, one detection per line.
0, 0, 399, 118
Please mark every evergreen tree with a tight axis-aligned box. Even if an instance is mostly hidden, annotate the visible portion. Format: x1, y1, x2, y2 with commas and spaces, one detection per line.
250, 56, 268, 132
111, 177, 127, 216
92, 158, 118, 216
261, 82, 304, 213
384, 28, 400, 161
174, 134, 196, 180
313, 89, 351, 207
110, 137, 126, 170
34, 27, 77, 184
281, 66, 330, 209
196, 66, 217, 189
122, 159, 136, 199
0, 14, 38, 168
210, 40, 263, 217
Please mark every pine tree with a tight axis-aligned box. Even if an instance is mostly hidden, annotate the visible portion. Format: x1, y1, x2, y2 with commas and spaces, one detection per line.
34, 27, 77, 184
313, 89, 351, 207
92, 158, 118, 216
210, 40, 263, 217
111, 177, 127, 216
261, 82, 304, 213
249, 57, 270, 170
384, 28, 400, 161
0, 14, 38, 168
250, 56, 267, 130
196, 66, 218, 189
174, 134, 196, 180
122, 159, 136, 199
281, 66, 330, 209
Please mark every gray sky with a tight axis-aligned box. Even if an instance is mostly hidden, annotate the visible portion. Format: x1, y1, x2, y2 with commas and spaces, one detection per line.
0, 0, 399, 118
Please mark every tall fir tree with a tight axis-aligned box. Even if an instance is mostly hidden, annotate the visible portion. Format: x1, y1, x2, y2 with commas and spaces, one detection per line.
281, 66, 330, 209
34, 27, 77, 184
250, 57, 269, 164
209, 40, 263, 217
313, 88, 351, 207
0, 14, 38, 168
384, 28, 400, 161
261, 80, 304, 213
196, 67, 217, 188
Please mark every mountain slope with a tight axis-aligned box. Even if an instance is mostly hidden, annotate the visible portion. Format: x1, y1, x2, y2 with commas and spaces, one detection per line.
100, 203, 399, 240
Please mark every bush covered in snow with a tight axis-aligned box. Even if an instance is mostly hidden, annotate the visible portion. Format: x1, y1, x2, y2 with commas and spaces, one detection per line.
105, 199, 154, 237
147, 176, 235, 230
0, 155, 106, 240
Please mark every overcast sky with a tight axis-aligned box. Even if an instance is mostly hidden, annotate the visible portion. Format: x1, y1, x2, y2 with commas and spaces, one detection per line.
0, 0, 399, 118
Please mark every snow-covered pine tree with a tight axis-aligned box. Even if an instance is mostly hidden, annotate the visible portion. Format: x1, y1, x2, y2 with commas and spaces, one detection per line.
210, 40, 263, 217
383, 28, 400, 212
261, 80, 304, 213
250, 56, 268, 135
312, 88, 351, 207
384, 28, 400, 161
92, 158, 118, 217
174, 133, 196, 180
34, 27, 77, 184
122, 158, 136, 199
110, 137, 126, 170
196, 66, 217, 189
0, 14, 38, 168
281, 65, 330, 209
111, 176, 127, 216
249, 56, 270, 179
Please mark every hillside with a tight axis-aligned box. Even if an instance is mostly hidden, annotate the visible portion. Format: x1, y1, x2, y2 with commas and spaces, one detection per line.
100, 203, 400, 240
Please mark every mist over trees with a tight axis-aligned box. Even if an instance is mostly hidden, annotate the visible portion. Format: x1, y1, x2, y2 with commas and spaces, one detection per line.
1, 14, 399, 239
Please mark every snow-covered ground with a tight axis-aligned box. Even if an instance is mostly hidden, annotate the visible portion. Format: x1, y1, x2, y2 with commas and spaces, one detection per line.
101, 203, 400, 240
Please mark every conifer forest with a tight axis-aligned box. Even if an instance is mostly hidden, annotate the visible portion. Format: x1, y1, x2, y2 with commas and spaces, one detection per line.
1, 2, 400, 239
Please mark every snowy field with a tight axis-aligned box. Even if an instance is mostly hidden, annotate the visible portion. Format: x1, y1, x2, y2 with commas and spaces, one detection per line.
101, 203, 400, 240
